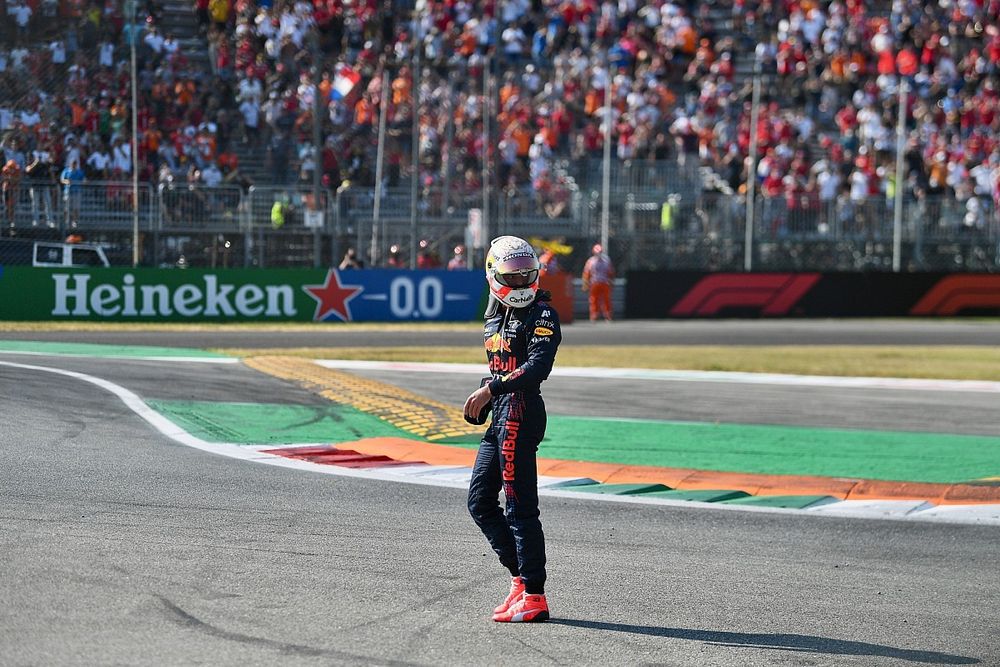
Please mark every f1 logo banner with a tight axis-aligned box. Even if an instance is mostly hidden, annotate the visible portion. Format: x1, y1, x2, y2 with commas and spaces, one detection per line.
0, 267, 488, 322
668, 274, 820, 317
909, 275, 1000, 316
626, 272, 1000, 318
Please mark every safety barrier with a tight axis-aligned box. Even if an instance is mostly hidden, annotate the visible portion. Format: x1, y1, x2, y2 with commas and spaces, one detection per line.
2, 181, 157, 231
2, 178, 997, 271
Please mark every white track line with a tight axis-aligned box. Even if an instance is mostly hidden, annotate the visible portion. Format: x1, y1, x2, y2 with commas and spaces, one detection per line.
316, 359, 1000, 394
0, 349, 238, 363
2, 359, 997, 525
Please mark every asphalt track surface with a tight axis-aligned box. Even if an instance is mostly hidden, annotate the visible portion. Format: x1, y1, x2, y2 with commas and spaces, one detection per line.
2, 318, 1000, 348
2, 351, 999, 666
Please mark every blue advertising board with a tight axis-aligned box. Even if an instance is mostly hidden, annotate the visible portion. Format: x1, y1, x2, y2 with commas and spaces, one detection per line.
0, 267, 489, 322
304, 269, 487, 322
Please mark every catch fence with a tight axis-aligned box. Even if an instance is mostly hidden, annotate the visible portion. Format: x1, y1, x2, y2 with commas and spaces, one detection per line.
2, 178, 997, 272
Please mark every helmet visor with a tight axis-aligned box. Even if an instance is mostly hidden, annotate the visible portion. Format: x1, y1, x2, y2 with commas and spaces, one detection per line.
493, 254, 539, 288
498, 270, 538, 288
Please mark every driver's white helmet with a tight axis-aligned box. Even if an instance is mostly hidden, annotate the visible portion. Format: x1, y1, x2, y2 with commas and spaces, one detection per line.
485, 236, 540, 308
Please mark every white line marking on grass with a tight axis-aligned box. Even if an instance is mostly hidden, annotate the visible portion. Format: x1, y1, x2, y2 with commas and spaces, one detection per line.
315, 359, 1000, 394
2, 359, 997, 526
0, 349, 238, 363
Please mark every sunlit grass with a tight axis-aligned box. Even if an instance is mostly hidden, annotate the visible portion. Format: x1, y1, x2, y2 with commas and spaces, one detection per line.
4, 320, 998, 380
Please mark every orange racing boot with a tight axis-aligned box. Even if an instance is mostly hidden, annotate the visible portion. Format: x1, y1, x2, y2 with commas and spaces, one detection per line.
493, 576, 525, 616
493, 593, 549, 623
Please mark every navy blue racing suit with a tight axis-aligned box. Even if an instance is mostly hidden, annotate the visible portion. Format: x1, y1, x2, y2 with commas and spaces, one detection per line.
467, 292, 561, 595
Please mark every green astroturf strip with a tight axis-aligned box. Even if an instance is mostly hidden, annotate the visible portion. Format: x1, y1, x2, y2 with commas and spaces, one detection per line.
145, 399, 1000, 483
571, 483, 671, 495
0, 340, 229, 358
443, 416, 1000, 484
567, 486, 751, 502
146, 400, 409, 445
720, 495, 837, 509
642, 489, 751, 502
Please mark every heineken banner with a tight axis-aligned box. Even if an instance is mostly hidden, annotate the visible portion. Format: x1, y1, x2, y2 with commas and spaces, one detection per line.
0, 267, 489, 322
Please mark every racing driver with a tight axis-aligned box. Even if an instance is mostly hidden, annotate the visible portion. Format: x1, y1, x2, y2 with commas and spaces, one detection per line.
464, 235, 562, 623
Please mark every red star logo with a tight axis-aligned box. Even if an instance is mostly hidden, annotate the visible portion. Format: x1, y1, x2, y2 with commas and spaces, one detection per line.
303, 270, 363, 322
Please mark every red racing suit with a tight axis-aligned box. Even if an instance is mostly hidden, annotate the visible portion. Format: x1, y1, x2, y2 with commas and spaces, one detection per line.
467, 292, 561, 595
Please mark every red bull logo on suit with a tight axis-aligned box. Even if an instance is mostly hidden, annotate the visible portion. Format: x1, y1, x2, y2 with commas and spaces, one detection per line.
485, 332, 511, 353
501, 419, 520, 481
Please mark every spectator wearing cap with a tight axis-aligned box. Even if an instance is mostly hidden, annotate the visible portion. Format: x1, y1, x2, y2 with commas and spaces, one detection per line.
416, 239, 441, 268
386, 244, 405, 268
447, 245, 467, 270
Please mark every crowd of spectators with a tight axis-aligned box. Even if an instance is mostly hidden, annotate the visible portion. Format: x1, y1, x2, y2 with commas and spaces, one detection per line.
200, 0, 999, 231
729, 0, 1000, 235
1, 0, 998, 234
0, 0, 252, 227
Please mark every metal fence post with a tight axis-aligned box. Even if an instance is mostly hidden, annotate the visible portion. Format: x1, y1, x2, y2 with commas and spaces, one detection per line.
244, 185, 255, 268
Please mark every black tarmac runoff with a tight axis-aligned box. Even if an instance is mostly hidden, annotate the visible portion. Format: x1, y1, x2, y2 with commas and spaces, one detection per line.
1, 349, 997, 666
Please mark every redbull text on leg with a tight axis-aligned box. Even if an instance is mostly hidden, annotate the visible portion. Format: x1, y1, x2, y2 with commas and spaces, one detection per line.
501, 419, 520, 481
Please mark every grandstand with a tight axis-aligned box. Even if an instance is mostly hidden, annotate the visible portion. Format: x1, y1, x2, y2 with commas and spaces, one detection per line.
0, 0, 997, 271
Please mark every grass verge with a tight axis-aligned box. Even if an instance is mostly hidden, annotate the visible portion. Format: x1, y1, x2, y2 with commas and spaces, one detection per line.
216, 345, 1000, 381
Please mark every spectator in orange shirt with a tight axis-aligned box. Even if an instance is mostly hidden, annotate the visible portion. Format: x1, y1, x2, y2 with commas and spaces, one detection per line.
194, 129, 216, 168
392, 67, 412, 106
354, 94, 375, 126
70, 100, 87, 128
175, 79, 195, 108
512, 121, 532, 159
582, 243, 615, 322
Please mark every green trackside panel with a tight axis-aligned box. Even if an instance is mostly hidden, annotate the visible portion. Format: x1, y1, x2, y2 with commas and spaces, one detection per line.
0, 267, 312, 322
642, 489, 751, 503
570, 483, 672, 495
147, 400, 410, 445
0, 340, 229, 358
720, 495, 837, 509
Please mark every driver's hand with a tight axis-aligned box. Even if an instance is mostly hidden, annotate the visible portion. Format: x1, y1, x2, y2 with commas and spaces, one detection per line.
464, 385, 492, 419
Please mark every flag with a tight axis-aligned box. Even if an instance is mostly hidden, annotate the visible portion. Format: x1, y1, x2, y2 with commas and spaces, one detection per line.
527, 237, 573, 255
330, 66, 361, 101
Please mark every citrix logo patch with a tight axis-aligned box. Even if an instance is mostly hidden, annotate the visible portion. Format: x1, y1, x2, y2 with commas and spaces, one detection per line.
501, 419, 520, 481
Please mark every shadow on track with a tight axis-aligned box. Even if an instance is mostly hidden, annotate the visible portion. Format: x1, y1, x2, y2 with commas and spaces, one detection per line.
549, 619, 978, 665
